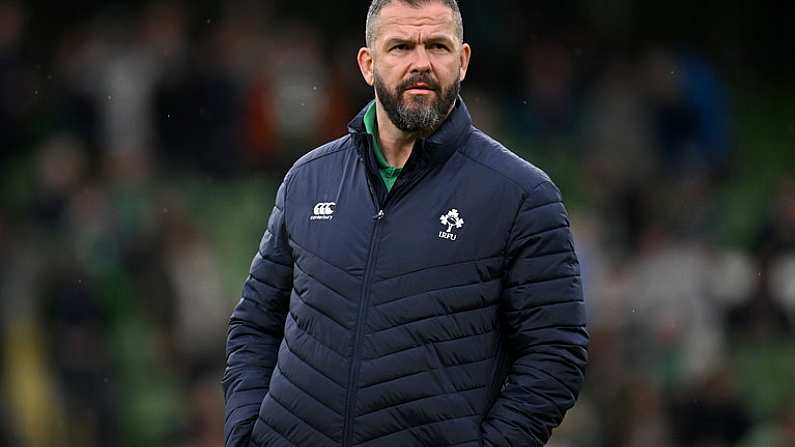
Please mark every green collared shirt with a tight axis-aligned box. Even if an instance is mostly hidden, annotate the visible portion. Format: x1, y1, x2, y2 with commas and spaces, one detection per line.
363, 102, 402, 192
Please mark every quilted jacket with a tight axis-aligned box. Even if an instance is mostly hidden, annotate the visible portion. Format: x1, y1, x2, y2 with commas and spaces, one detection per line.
223, 98, 589, 447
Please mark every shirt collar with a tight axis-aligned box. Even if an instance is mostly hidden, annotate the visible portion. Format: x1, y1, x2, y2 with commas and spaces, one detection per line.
363, 101, 398, 172
348, 96, 473, 166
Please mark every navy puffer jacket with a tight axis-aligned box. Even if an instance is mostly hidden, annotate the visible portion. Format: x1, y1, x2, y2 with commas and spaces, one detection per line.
223, 99, 588, 447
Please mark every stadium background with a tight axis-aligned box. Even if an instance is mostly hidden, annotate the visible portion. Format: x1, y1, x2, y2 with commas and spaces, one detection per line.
1, 0, 794, 445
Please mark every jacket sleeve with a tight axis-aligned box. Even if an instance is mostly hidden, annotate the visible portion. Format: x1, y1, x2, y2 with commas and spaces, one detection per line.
222, 180, 293, 447
482, 180, 589, 447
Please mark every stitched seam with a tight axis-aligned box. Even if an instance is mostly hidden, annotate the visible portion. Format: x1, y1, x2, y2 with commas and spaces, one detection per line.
501, 192, 528, 273
289, 137, 352, 173
247, 273, 290, 295
503, 298, 585, 314
287, 312, 348, 359
290, 289, 351, 331
375, 254, 503, 284
289, 236, 359, 282
369, 303, 498, 335
501, 181, 556, 270
274, 365, 343, 417
445, 438, 483, 446
256, 413, 299, 447
224, 402, 261, 425
523, 223, 568, 240
360, 355, 497, 390
484, 417, 543, 446
230, 301, 285, 335
456, 149, 534, 193
230, 384, 269, 394
514, 362, 577, 396
256, 236, 292, 269
293, 261, 354, 303
517, 350, 586, 372
353, 413, 480, 446
508, 381, 563, 415
364, 328, 497, 362
517, 323, 585, 333
282, 338, 345, 388
523, 199, 562, 214
374, 277, 501, 308
359, 369, 426, 390
268, 393, 340, 444
357, 384, 485, 418
225, 418, 255, 447
515, 248, 571, 260
508, 273, 579, 288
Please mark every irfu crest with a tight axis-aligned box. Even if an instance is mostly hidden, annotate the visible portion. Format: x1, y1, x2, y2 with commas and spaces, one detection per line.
439, 209, 464, 240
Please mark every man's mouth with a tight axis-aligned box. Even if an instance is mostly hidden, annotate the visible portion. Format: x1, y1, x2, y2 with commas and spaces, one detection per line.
404, 83, 436, 94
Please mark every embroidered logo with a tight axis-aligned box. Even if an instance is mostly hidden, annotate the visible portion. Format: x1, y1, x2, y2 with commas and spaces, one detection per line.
439, 208, 464, 240
310, 202, 336, 221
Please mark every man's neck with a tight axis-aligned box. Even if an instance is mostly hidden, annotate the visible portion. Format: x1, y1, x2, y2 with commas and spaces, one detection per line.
374, 103, 416, 169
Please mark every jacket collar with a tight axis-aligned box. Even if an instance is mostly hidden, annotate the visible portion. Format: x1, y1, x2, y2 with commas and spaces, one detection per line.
347, 96, 473, 165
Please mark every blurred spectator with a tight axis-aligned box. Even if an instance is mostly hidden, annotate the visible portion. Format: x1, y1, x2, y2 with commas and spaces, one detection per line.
669, 367, 752, 446
101, 2, 187, 157
159, 190, 226, 371
29, 133, 87, 227
509, 38, 579, 139
38, 262, 118, 446
643, 48, 731, 178
754, 176, 795, 259
185, 375, 225, 447
727, 264, 793, 343
0, 1, 31, 160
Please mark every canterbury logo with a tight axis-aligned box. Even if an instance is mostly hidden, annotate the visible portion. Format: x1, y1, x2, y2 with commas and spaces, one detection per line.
310, 202, 336, 221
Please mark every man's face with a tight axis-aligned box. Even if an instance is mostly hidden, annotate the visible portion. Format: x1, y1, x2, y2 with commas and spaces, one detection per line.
358, 1, 471, 135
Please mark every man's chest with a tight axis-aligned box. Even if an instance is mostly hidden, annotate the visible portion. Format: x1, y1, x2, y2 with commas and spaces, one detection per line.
284, 164, 516, 282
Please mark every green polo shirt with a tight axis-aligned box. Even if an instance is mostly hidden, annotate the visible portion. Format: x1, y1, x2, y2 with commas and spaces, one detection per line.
363, 102, 402, 192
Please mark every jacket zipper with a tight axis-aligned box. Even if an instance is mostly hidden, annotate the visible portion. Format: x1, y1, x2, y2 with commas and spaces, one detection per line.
341, 137, 433, 445
342, 207, 384, 447
342, 151, 385, 446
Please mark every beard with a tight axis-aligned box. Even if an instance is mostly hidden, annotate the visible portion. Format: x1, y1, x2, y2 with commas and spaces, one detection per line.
374, 70, 460, 136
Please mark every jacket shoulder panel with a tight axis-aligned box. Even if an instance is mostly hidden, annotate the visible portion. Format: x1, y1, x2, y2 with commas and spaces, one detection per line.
458, 128, 552, 195
288, 134, 353, 177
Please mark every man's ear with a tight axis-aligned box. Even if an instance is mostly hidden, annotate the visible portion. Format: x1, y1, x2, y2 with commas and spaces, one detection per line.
459, 43, 471, 82
358, 47, 375, 86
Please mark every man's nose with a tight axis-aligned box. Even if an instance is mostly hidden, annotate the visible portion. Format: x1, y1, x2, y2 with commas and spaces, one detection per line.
410, 46, 432, 73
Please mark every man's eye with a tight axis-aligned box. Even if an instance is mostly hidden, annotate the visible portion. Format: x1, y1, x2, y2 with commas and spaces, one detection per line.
430, 44, 449, 51
392, 44, 408, 51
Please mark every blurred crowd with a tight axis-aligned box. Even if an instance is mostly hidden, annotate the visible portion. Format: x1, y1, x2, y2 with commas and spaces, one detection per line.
1, 1, 794, 446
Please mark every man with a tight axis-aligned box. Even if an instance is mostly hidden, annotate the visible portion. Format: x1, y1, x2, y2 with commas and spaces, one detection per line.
223, 1, 588, 446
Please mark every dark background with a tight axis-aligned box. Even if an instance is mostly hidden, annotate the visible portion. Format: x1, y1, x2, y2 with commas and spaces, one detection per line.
2, 1, 795, 446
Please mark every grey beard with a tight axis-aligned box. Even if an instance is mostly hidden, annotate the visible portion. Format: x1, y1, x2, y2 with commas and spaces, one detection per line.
374, 73, 460, 137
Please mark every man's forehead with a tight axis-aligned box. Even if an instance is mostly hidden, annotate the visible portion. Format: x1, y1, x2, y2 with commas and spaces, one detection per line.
377, 2, 456, 35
